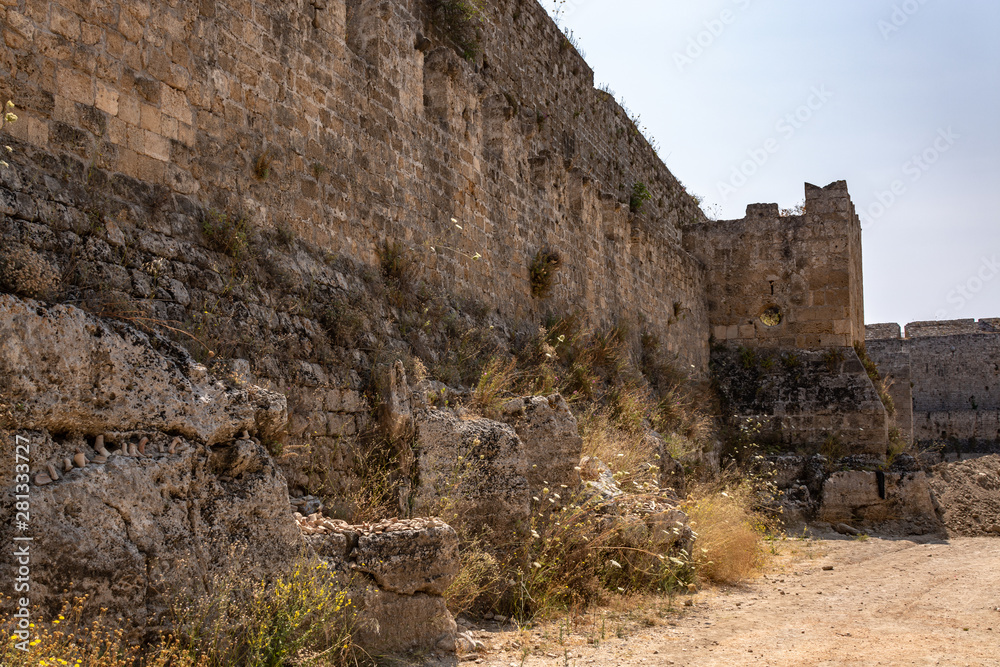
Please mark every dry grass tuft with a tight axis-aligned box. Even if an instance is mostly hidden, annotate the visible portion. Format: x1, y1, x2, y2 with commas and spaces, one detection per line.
445, 540, 505, 616
579, 409, 660, 491
683, 486, 769, 585
470, 355, 519, 418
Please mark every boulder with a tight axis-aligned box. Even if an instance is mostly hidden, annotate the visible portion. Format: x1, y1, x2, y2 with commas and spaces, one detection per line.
766, 455, 808, 490
579, 455, 622, 503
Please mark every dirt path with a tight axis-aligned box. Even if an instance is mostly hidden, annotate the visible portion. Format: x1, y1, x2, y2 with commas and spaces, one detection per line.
471, 536, 1000, 667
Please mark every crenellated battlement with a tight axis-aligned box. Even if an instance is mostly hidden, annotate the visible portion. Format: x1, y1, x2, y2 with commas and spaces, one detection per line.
867, 319, 1000, 448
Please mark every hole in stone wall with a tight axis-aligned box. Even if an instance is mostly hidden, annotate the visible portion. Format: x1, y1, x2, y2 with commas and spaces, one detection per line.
760, 306, 782, 327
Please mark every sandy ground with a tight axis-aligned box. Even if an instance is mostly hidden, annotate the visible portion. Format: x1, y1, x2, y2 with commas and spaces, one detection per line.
456, 535, 1000, 667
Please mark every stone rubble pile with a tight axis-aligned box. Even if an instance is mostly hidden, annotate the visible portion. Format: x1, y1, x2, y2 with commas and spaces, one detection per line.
296, 513, 450, 536
928, 455, 1000, 536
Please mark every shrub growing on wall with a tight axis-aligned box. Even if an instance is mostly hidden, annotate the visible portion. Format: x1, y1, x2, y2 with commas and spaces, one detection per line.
629, 182, 652, 214
529, 249, 561, 298
429, 0, 485, 60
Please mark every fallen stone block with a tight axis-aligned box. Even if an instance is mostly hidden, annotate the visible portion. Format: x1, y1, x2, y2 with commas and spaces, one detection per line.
412, 409, 530, 538
819, 470, 943, 535
298, 514, 460, 655
500, 394, 582, 493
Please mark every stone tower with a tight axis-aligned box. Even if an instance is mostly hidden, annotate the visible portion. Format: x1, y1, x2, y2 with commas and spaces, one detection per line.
683, 181, 865, 349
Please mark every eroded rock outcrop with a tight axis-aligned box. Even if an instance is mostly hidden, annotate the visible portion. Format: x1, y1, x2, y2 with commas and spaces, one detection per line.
0, 296, 462, 657
0, 434, 301, 625
0, 296, 299, 623
0, 295, 286, 445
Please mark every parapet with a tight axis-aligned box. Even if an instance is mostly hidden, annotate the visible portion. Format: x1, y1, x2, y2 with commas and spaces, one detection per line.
746, 203, 780, 218
866, 323, 902, 340
906, 320, 986, 338
870, 319, 1000, 339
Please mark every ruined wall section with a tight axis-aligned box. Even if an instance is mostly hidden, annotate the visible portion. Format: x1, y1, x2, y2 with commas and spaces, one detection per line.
712, 345, 889, 456
866, 319, 1000, 449
864, 323, 914, 443
0, 0, 710, 370
909, 331, 1000, 447
683, 181, 864, 350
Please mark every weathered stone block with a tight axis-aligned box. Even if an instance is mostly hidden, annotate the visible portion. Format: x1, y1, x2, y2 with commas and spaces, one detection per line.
500, 394, 582, 493
413, 409, 530, 538
142, 130, 170, 161
56, 66, 93, 105
377, 360, 413, 442
354, 524, 460, 596
353, 587, 456, 656
161, 83, 192, 124
819, 470, 941, 534
50, 4, 81, 40
139, 102, 161, 132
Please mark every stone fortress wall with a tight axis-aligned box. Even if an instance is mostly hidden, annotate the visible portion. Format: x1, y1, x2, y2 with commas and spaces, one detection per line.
867, 319, 1000, 451
0, 0, 727, 498
0, 0, 989, 652
0, 0, 712, 372
0, 0, 976, 476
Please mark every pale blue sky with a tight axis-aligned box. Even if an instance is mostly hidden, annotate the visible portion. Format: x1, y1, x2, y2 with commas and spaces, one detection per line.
544, 0, 1000, 327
